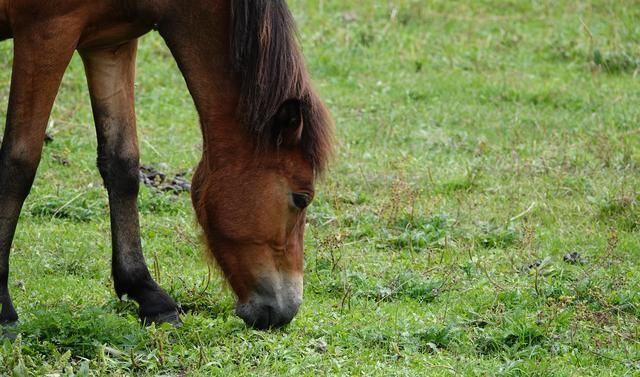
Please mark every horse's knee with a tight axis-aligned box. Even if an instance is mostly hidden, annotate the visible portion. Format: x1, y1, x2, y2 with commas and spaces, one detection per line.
0, 145, 41, 196
1, 140, 40, 169
97, 151, 139, 196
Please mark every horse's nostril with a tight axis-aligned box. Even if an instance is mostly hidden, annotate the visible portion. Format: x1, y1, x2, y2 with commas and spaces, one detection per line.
266, 305, 274, 324
236, 303, 268, 329
235, 277, 303, 330
236, 301, 299, 330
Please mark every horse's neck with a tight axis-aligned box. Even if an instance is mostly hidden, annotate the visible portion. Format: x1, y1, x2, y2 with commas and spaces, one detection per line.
153, 1, 246, 160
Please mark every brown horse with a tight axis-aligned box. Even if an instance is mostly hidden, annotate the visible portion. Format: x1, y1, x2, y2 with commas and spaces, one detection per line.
0, 0, 333, 329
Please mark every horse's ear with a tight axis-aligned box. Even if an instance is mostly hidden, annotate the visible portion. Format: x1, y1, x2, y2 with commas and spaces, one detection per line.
273, 99, 303, 147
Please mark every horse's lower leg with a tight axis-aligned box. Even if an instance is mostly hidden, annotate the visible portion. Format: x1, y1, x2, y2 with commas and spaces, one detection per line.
0, 153, 31, 325
80, 41, 180, 326
0, 26, 77, 326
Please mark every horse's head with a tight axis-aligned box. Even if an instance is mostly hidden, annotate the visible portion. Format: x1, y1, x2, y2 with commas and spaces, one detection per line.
153, 0, 333, 328
192, 99, 324, 329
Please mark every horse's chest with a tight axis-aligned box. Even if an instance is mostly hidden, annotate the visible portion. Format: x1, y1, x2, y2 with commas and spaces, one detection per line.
78, 20, 150, 50
0, 0, 10, 40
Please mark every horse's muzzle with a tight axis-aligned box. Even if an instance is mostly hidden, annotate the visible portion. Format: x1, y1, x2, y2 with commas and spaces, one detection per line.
235, 274, 302, 329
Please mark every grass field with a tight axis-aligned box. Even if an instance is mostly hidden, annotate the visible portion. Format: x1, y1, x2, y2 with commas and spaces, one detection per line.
1, 0, 640, 375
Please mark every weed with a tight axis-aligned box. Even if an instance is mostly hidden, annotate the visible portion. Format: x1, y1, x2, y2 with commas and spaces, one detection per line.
598, 193, 639, 231
593, 49, 640, 74
476, 222, 519, 249
390, 213, 452, 252
414, 325, 459, 351
26, 191, 107, 222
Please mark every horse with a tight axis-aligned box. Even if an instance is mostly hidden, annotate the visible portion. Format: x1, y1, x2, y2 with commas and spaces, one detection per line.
0, 0, 333, 330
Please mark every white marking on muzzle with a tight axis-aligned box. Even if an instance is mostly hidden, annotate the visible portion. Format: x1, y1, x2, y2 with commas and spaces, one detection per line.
235, 272, 304, 328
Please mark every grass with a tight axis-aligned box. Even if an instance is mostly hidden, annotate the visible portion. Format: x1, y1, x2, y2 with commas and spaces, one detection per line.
1, 0, 640, 375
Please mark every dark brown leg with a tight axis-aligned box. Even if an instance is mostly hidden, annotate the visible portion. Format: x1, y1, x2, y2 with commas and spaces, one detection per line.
80, 41, 180, 326
0, 26, 77, 326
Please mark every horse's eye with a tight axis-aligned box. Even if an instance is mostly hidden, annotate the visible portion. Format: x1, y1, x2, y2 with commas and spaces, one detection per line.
291, 192, 312, 210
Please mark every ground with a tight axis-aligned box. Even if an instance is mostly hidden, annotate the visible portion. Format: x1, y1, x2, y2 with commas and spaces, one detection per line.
0, 0, 639, 375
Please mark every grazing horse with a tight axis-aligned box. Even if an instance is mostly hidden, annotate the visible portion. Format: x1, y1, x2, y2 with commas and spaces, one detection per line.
0, 0, 333, 329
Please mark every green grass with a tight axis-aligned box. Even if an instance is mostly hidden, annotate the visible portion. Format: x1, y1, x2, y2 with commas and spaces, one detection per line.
1, 0, 640, 375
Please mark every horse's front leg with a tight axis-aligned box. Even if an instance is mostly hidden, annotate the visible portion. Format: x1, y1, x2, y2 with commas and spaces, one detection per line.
80, 41, 180, 326
0, 24, 77, 326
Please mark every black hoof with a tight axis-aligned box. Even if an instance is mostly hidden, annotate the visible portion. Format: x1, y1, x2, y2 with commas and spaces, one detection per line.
141, 310, 182, 328
1, 320, 18, 340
